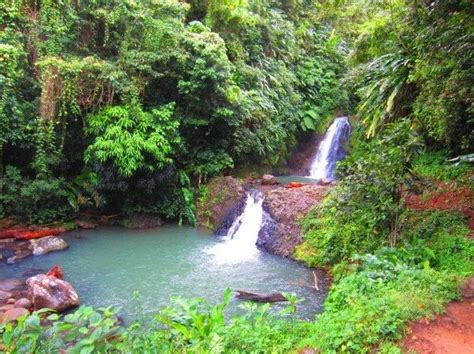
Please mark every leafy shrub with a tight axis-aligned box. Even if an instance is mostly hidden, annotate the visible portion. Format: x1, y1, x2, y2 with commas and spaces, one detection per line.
0, 166, 74, 223
401, 211, 473, 276
296, 121, 419, 266
412, 152, 472, 182
0, 307, 123, 353
300, 252, 460, 353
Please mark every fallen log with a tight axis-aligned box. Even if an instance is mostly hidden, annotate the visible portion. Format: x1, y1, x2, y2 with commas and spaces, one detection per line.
235, 290, 288, 303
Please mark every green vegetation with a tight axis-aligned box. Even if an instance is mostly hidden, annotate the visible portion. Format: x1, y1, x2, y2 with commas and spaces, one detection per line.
0, 0, 345, 224
1, 0, 473, 352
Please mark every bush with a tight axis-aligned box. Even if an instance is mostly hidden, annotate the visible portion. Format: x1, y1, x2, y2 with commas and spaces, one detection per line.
300, 252, 460, 353
295, 122, 418, 266
412, 152, 472, 182
0, 166, 74, 223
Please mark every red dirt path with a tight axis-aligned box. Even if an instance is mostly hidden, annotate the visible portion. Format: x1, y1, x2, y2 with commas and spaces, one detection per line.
402, 180, 474, 353
402, 299, 474, 354
404, 182, 474, 237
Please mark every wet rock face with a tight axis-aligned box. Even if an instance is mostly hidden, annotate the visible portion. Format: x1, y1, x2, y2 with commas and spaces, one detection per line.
258, 185, 330, 258
196, 176, 246, 231
215, 195, 247, 236
26, 274, 80, 312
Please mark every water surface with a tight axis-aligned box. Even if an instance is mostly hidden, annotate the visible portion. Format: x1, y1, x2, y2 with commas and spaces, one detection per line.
1, 226, 327, 321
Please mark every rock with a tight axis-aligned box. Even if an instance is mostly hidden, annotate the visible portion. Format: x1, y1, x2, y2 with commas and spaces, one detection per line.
317, 178, 334, 186
26, 274, 80, 312
75, 219, 98, 229
0, 304, 14, 312
261, 174, 279, 185
1, 308, 29, 323
121, 215, 163, 229
7, 298, 16, 304
0, 278, 23, 292
257, 185, 330, 258
6, 249, 33, 264
0, 290, 12, 304
30, 236, 68, 256
196, 176, 246, 231
46, 264, 65, 279
14, 298, 31, 309
285, 182, 305, 189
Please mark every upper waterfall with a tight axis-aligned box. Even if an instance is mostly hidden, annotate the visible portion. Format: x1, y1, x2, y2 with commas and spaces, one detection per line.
309, 117, 351, 180
206, 190, 264, 264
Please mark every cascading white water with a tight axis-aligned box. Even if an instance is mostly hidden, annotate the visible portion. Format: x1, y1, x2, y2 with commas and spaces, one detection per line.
309, 116, 351, 180
206, 191, 263, 264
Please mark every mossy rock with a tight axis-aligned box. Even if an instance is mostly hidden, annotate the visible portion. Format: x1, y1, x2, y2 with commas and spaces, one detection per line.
196, 176, 245, 231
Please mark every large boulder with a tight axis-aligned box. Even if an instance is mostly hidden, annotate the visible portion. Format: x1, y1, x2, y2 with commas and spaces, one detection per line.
196, 176, 246, 231
30, 236, 68, 256
26, 274, 80, 312
257, 184, 330, 258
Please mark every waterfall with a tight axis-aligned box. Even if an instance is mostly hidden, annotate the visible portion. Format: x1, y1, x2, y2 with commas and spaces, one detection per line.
206, 190, 264, 264
309, 117, 351, 180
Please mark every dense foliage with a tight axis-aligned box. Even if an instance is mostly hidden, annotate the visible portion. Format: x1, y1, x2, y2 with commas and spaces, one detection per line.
1, 0, 473, 353
0, 0, 346, 223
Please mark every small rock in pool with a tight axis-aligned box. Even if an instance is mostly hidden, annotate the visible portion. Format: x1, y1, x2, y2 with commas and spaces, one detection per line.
75, 219, 98, 229
30, 236, 68, 256
46, 264, 65, 279
261, 174, 279, 185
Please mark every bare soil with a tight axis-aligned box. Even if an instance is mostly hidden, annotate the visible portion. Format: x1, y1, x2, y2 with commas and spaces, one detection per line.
402, 299, 474, 354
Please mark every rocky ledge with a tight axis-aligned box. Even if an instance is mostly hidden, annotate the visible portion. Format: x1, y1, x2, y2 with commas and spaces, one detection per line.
196, 176, 246, 231
258, 183, 330, 258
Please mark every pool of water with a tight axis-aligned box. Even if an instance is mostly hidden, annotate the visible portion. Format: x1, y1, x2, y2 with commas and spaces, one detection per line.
1, 226, 327, 321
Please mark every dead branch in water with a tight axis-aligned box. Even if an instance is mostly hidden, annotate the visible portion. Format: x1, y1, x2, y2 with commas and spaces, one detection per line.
235, 290, 288, 302
313, 271, 320, 291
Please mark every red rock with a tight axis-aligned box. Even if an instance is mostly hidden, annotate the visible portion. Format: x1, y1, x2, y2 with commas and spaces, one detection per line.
1, 308, 29, 323
0, 227, 30, 239
15, 227, 65, 240
46, 265, 65, 279
0, 304, 14, 312
285, 182, 306, 189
